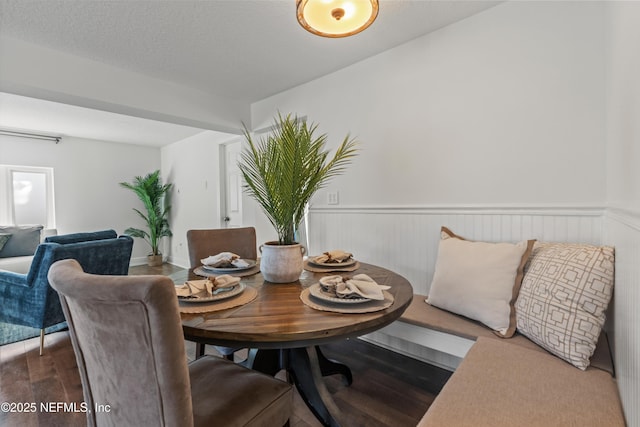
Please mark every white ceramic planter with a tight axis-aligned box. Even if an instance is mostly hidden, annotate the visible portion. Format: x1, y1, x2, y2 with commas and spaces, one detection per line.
259, 241, 306, 283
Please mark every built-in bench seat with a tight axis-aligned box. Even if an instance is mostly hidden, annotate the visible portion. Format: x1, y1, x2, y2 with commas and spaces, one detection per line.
400, 295, 625, 426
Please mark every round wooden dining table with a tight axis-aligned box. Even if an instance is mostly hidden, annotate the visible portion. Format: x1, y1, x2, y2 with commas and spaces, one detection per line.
179, 262, 413, 427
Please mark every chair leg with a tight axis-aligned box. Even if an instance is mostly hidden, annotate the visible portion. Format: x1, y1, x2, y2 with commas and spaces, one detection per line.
195, 342, 206, 359
39, 329, 45, 356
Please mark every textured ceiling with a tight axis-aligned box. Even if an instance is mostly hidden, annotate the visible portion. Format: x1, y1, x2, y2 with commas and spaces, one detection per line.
0, 0, 501, 103
0, 0, 501, 146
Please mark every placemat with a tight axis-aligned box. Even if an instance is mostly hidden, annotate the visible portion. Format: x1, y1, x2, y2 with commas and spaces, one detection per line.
193, 264, 261, 278
300, 288, 394, 314
178, 286, 257, 314
303, 260, 361, 273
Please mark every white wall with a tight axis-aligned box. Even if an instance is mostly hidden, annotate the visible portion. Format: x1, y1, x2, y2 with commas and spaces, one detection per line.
606, 3, 640, 210
604, 2, 640, 425
161, 131, 239, 267
252, 1, 606, 208
161, 130, 282, 268
250, 2, 639, 424
0, 134, 160, 263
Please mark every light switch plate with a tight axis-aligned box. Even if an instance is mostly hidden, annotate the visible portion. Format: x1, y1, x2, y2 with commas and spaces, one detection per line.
327, 191, 339, 205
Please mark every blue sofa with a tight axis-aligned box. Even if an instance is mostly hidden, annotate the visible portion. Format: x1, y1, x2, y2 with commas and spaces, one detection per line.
0, 229, 133, 354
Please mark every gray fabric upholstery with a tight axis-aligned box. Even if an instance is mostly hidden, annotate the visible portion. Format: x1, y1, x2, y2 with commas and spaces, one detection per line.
0, 229, 133, 351
48, 259, 292, 427
186, 227, 257, 271
186, 227, 257, 358
0, 225, 43, 258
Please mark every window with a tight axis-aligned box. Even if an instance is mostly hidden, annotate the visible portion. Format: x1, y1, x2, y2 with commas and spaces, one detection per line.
0, 165, 55, 228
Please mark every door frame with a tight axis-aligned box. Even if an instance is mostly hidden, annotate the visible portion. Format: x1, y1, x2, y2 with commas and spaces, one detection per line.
219, 138, 244, 228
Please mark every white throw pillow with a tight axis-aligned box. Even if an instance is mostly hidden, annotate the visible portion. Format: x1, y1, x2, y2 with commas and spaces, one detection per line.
427, 227, 534, 337
516, 242, 615, 370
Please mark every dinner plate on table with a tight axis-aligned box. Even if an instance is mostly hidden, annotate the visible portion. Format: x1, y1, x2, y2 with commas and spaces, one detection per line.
201, 259, 256, 273
308, 257, 357, 268
177, 283, 245, 303
308, 283, 371, 304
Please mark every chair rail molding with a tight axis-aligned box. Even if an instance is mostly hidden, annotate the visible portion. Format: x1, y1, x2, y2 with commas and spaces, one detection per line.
310, 202, 605, 216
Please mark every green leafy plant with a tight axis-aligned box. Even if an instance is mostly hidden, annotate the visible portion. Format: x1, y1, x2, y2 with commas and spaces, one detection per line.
119, 170, 172, 256
239, 113, 358, 245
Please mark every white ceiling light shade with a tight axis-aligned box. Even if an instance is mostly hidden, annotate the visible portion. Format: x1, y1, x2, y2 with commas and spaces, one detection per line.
296, 0, 379, 38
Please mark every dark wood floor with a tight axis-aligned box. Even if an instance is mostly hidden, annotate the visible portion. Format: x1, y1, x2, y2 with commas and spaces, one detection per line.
0, 264, 452, 427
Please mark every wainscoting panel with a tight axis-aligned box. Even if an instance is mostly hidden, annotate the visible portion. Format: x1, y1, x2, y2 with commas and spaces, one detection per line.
306, 205, 604, 295
605, 208, 640, 427
306, 204, 637, 424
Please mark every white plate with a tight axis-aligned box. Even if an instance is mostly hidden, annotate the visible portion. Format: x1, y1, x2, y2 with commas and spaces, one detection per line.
178, 283, 245, 303
308, 283, 371, 304
201, 259, 256, 273
308, 256, 356, 268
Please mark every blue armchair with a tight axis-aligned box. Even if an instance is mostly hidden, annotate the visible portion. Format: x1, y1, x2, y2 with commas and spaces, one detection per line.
0, 230, 133, 354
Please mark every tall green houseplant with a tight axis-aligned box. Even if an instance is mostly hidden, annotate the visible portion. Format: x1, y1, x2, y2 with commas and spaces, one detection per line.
239, 113, 358, 245
120, 170, 172, 260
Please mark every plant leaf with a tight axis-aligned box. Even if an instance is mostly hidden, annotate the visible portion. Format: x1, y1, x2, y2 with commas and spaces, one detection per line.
120, 170, 172, 255
239, 113, 358, 245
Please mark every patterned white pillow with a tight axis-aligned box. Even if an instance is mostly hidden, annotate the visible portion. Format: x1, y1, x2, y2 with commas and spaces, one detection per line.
516, 242, 615, 370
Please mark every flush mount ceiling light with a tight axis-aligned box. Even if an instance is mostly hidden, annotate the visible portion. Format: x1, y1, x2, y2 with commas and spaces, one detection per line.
296, 0, 379, 38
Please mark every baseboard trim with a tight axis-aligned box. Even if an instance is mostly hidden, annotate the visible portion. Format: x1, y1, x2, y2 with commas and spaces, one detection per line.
129, 256, 148, 267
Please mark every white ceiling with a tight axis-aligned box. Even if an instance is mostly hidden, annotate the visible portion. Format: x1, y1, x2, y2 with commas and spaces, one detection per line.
0, 0, 501, 146
0, 92, 214, 146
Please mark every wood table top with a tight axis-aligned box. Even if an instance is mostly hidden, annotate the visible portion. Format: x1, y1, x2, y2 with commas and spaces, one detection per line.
180, 262, 413, 349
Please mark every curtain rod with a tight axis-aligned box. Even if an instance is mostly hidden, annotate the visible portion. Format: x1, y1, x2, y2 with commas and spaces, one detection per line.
0, 129, 62, 143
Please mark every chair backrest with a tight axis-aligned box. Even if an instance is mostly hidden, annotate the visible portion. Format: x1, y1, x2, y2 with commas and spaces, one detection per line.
44, 229, 117, 245
31, 230, 132, 277
186, 227, 257, 269
26, 231, 134, 329
48, 259, 194, 427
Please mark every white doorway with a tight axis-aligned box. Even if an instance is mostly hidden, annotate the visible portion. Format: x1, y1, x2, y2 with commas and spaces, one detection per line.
219, 139, 243, 228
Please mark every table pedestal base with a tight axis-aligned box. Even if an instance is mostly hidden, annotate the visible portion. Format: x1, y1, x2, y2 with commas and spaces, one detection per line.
245, 345, 352, 427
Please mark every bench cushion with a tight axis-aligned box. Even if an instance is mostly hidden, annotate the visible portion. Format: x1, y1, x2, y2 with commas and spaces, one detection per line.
418, 337, 625, 427
400, 295, 614, 375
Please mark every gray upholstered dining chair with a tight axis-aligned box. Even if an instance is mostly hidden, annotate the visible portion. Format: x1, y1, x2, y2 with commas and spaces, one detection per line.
48, 259, 292, 427
186, 227, 258, 273
186, 227, 257, 359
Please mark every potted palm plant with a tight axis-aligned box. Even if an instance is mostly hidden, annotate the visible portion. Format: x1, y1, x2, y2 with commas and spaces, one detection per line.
120, 170, 172, 266
239, 113, 358, 282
